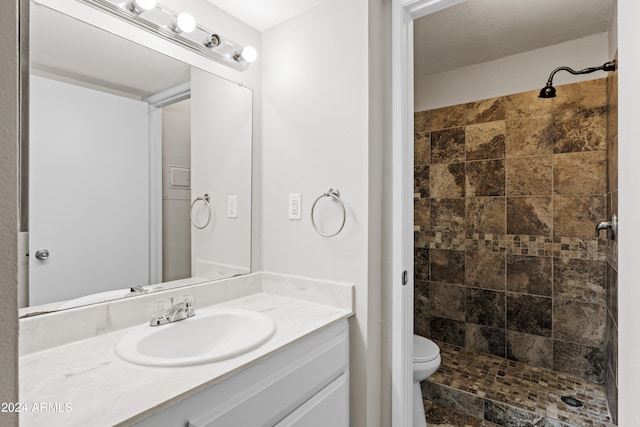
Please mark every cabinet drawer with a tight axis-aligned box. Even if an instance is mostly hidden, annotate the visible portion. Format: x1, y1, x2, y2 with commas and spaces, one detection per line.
188, 331, 347, 427
275, 374, 348, 427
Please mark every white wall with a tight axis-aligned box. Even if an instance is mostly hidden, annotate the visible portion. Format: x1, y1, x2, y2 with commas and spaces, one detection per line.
29, 75, 150, 305
0, 0, 19, 424
415, 32, 610, 111
261, 0, 378, 425
191, 68, 252, 279
162, 99, 191, 282
615, 0, 640, 425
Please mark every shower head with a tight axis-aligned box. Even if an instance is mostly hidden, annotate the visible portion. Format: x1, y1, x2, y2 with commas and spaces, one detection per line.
538, 60, 616, 99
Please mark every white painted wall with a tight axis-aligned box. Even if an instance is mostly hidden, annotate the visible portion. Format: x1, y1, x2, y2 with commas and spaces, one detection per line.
162, 99, 191, 282
614, 1, 640, 425
190, 68, 252, 279
0, 0, 19, 424
29, 75, 150, 305
415, 32, 610, 111
261, 0, 378, 425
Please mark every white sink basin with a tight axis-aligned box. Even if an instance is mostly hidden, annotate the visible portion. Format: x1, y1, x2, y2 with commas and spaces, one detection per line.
115, 308, 276, 367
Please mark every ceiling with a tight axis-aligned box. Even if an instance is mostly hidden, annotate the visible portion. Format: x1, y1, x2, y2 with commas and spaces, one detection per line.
414, 0, 615, 77
206, 0, 329, 32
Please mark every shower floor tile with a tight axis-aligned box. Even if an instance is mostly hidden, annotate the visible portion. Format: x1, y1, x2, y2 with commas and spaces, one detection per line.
424, 342, 615, 427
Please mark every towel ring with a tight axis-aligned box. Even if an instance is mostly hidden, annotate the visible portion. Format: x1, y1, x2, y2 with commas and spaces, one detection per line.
190, 193, 211, 229
311, 188, 346, 238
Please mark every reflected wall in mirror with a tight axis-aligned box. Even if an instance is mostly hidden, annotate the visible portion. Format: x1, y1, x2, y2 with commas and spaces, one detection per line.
21, 4, 252, 316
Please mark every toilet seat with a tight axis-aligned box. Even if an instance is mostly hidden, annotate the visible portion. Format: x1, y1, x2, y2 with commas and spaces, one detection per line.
413, 335, 439, 363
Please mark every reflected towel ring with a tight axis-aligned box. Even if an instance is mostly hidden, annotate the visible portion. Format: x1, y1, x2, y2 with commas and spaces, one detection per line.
190, 193, 211, 229
311, 188, 346, 238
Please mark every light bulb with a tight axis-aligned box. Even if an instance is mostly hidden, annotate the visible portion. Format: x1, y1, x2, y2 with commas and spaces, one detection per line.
235, 46, 257, 63
173, 13, 196, 33
126, 0, 156, 13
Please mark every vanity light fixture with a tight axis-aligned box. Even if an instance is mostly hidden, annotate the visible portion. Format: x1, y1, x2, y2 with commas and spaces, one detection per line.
77, 0, 257, 71
235, 46, 258, 63
171, 12, 196, 34
126, 0, 156, 14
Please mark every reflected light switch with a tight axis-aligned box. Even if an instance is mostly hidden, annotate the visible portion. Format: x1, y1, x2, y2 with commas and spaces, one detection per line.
227, 195, 238, 218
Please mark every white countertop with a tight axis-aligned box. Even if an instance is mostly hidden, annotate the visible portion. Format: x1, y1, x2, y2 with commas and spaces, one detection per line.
19, 274, 353, 427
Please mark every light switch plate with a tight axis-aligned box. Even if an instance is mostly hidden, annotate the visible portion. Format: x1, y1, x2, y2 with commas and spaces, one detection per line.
227, 195, 238, 218
289, 193, 301, 220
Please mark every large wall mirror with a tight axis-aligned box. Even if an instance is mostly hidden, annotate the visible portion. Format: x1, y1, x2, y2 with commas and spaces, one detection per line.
21, 4, 253, 316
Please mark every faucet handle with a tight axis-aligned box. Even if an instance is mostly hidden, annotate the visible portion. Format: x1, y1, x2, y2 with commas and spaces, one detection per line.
182, 295, 194, 306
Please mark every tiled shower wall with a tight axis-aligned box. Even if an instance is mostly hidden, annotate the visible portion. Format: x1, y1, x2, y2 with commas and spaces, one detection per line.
414, 78, 611, 384
604, 53, 618, 423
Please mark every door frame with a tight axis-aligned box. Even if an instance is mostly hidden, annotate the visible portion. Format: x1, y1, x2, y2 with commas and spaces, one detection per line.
390, 1, 466, 425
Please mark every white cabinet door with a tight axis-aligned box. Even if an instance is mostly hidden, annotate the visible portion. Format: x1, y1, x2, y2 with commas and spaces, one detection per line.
275, 375, 349, 427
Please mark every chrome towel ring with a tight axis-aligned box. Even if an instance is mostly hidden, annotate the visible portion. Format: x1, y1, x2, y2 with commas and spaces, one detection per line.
311, 188, 346, 238
190, 193, 212, 229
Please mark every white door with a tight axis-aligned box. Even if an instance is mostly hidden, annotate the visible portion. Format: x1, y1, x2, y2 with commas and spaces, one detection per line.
29, 75, 150, 306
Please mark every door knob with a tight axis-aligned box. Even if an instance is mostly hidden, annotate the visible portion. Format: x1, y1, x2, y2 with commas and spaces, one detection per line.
35, 249, 50, 260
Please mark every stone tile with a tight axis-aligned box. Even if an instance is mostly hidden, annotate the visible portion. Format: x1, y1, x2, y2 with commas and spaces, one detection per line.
505, 89, 553, 119
484, 401, 547, 427
430, 282, 466, 321
466, 197, 506, 235
466, 97, 506, 125
506, 156, 552, 196
466, 324, 506, 358
607, 136, 618, 193
604, 365, 618, 425
553, 195, 605, 239
553, 151, 606, 195
430, 104, 466, 131
423, 383, 485, 419
415, 247, 430, 281
605, 311, 618, 381
552, 107, 607, 153
422, 399, 495, 427
430, 163, 465, 198
415, 131, 431, 165
466, 160, 505, 197
431, 198, 465, 233
466, 288, 505, 328
465, 252, 505, 290
606, 66, 618, 144
506, 330, 552, 370
506, 294, 552, 337
415, 165, 430, 199
415, 198, 430, 236
553, 300, 605, 347
506, 114, 554, 158
465, 121, 506, 161
506, 255, 552, 296
414, 280, 430, 338
606, 263, 618, 325
553, 340, 605, 383
430, 317, 466, 347
506, 197, 552, 236
415, 110, 429, 133
431, 127, 466, 163
431, 249, 465, 285
553, 258, 606, 304
552, 78, 607, 112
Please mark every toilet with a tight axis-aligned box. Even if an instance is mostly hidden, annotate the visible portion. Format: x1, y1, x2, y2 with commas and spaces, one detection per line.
413, 334, 441, 427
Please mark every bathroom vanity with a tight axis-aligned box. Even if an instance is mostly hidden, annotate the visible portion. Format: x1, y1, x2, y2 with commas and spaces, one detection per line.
19, 273, 353, 426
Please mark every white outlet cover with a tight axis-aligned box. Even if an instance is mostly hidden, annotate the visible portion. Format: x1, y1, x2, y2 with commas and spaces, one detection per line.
289, 193, 301, 220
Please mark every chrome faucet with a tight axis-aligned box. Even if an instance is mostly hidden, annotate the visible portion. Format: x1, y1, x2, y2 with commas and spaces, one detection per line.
150, 296, 195, 326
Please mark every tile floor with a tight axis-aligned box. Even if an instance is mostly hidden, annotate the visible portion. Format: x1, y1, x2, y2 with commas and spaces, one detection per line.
423, 342, 616, 427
